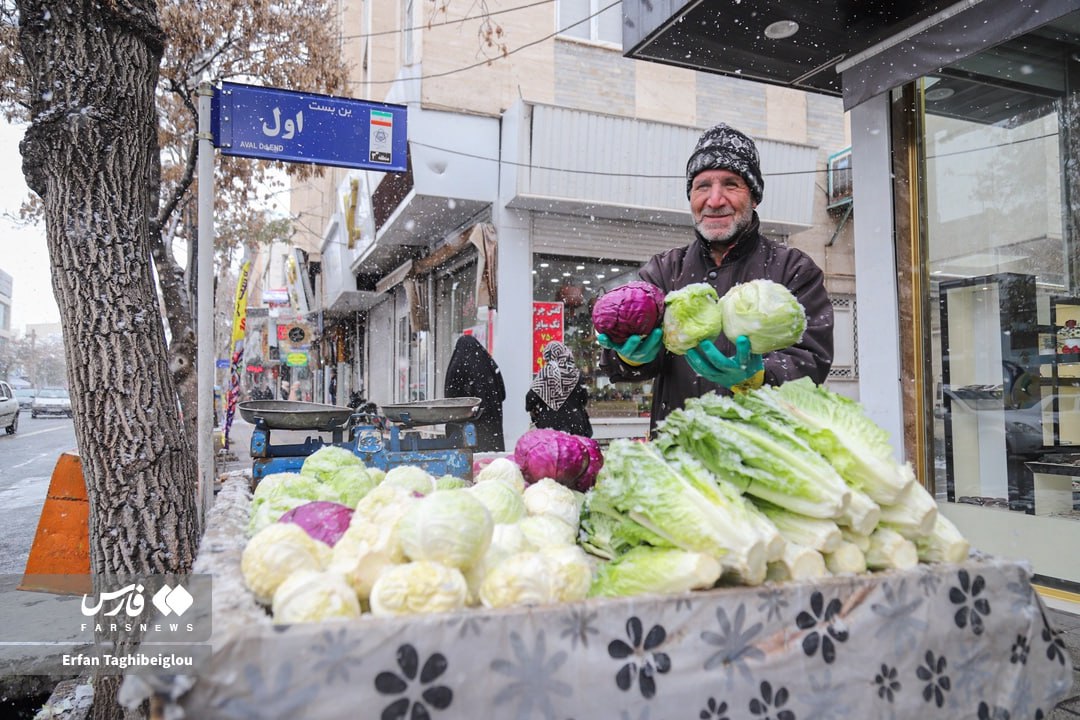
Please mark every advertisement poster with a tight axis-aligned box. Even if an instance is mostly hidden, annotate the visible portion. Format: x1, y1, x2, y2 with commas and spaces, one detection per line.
532, 301, 564, 373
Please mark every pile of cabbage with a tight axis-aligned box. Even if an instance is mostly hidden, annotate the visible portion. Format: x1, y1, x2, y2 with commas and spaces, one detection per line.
239, 381, 970, 624
240, 447, 601, 623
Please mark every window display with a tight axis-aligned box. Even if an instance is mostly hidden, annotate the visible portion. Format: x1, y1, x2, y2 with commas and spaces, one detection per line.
532, 254, 649, 417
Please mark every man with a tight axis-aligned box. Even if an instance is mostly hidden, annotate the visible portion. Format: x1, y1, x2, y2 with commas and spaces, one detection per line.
598, 123, 834, 433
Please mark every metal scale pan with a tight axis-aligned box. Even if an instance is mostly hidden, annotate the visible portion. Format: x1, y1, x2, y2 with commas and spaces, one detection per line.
379, 397, 482, 427
238, 400, 354, 432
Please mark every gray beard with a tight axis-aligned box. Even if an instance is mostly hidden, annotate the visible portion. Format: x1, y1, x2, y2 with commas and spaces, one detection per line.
696, 206, 752, 246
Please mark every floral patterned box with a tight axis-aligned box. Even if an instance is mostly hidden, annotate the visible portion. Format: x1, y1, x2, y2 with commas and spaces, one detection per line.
130, 474, 1072, 719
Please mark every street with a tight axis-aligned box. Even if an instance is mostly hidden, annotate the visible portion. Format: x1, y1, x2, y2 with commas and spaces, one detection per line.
0, 416, 77, 575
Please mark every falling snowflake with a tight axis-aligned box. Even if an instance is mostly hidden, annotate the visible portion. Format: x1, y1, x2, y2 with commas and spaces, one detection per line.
701, 603, 764, 687
491, 630, 572, 719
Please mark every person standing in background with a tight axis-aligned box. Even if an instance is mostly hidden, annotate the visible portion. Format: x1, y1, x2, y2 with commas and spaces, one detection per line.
445, 334, 507, 452
526, 340, 593, 437
328, 368, 338, 405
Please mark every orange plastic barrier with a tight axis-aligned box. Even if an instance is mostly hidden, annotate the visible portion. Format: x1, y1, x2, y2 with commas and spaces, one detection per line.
18, 451, 92, 595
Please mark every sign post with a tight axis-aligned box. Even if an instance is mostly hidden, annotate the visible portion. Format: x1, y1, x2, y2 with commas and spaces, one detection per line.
196, 81, 407, 522
212, 81, 408, 171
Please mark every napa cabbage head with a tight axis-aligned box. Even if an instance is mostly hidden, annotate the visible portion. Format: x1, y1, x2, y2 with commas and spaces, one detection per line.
662, 282, 724, 355
468, 478, 527, 524
396, 489, 494, 570
719, 279, 806, 353
248, 472, 332, 536
522, 478, 582, 528
369, 561, 468, 616
271, 569, 362, 624
474, 457, 527, 494
381, 465, 436, 495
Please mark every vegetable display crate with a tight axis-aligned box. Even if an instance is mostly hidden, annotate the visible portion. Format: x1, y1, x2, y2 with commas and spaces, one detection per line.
138, 474, 1071, 719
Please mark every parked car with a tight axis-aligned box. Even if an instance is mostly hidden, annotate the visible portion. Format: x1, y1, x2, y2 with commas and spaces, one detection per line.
14, 387, 37, 411
0, 381, 19, 434
32, 387, 72, 418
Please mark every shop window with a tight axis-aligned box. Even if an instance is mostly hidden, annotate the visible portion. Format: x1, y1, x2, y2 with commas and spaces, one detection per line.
533, 254, 647, 417
922, 11, 1080, 524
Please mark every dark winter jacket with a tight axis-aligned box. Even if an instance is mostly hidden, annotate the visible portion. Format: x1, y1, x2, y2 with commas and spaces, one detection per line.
526, 382, 593, 438
600, 214, 833, 434
445, 335, 507, 452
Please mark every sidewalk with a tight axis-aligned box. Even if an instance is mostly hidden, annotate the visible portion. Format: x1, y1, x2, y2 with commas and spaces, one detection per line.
1050, 604, 1080, 718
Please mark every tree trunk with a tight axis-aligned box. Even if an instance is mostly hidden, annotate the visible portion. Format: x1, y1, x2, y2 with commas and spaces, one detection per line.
16, 0, 200, 716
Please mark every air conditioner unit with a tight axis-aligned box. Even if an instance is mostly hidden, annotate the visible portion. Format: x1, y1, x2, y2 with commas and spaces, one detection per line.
827, 147, 853, 211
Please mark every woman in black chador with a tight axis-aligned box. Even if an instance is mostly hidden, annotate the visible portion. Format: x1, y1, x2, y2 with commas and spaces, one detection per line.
526, 341, 593, 437
444, 335, 506, 452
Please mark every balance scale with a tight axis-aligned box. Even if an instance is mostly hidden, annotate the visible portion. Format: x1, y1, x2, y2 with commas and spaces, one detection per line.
238, 398, 481, 483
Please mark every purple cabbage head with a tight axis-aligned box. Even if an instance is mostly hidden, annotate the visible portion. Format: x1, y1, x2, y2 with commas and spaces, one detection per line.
278, 500, 354, 547
514, 428, 588, 488
575, 436, 604, 492
591, 281, 666, 345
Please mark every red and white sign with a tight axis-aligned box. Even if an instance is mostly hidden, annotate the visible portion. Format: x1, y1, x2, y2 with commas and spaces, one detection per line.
532, 301, 564, 373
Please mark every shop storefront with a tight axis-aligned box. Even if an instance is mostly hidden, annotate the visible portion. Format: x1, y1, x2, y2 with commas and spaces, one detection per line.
908, 11, 1080, 589
625, 0, 1080, 594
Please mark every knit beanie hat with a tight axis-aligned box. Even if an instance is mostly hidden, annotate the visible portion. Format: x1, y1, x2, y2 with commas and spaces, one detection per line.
685, 123, 764, 204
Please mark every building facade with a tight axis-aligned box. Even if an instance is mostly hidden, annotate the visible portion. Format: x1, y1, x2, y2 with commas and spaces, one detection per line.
290, 1, 856, 446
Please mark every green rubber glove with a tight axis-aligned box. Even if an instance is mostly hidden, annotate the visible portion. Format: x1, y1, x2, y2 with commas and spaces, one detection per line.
597, 327, 663, 366
685, 335, 764, 390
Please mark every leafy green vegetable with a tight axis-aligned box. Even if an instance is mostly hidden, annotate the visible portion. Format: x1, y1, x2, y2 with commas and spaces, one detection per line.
369, 561, 468, 616
396, 489, 493, 571
468, 477, 527, 524
766, 378, 915, 505
241, 523, 332, 605
271, 569, 362, 624
591, 439, 767, 562
719, 279, 806, 353
589, 546, 721, 598
382, 465, 436, 495
658, 394, 851, 519
661, 282, 724, 355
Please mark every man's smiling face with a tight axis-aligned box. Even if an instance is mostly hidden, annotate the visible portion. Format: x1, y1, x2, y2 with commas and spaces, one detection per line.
690, 168, 757, 245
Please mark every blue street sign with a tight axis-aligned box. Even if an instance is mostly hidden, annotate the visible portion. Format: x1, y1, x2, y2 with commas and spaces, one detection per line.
211, 81, 407, 172
215, 359, 230, 369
